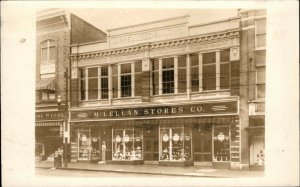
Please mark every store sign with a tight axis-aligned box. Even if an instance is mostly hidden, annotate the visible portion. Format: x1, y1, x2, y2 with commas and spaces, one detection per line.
71, 101, 238, 121
36, 111, 65, 121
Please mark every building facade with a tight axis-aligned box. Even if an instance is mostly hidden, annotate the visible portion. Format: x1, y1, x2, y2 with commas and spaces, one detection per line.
35, 9, 106, 162
239, 9, 266, 170
68, 15, 244, 169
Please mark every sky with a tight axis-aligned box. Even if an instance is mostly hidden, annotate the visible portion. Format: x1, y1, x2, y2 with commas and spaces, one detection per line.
68, 8, 238, 32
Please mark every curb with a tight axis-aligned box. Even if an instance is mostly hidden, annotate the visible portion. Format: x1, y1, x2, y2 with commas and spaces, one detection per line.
36, 166, 227, 178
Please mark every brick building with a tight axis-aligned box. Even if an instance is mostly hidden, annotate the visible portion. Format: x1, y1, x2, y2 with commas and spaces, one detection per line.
68, 15, 243, 169
35, 8, 106, 161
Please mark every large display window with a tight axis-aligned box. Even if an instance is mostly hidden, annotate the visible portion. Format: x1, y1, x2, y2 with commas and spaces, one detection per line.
213, 126, 230, 162
159, 125, 192, 161
78, 128, 101, 161
112, 125, 143, 161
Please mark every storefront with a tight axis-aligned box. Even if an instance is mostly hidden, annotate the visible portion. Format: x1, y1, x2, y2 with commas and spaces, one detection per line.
35, 111, 64, 161
69, 100, 240, 168
247, 116, 265, 170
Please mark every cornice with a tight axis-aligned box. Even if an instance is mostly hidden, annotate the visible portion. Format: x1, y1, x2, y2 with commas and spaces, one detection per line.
70, 29, 240, 61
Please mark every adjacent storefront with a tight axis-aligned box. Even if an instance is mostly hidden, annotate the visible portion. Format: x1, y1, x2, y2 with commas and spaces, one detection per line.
69, 100, 240, 168
35, 111, 64, 161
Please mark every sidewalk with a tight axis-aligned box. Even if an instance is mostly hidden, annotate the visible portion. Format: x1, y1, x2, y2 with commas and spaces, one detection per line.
36, 161, 264, 178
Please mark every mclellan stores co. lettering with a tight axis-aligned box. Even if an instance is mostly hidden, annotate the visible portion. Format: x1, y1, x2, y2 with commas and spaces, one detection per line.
72, 102, 238, 120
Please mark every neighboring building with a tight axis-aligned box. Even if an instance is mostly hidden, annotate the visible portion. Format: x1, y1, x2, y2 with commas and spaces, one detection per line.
69, 15, 243, 169
35, 8, 106, 161
239, 9, 266, 170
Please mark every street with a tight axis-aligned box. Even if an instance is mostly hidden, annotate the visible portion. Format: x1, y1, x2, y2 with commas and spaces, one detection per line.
36, 168, 175, 178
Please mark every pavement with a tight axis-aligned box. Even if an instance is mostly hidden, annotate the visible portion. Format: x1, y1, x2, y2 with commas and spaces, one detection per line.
35, 161, 264, 178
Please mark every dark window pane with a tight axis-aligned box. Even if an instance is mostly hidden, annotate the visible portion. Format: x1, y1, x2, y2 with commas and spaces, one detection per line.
121, 63, 131, 74
152, 59, 159, 70
191, 67, 199, 92
135, 61, 142, 72
152, 71, 159, 95
49, 46, 56, 60
178, 68, 186, 93
121, 75, 131, 97
80, 69, 86, 78
135, 73, 142, 96
101, 67, 108, 76
113, 76, 118, 98
203, 52, 216, 65
190, 54, 199, 66
220, 63, 230, 89
162, 58, 174, 69
88, 68, 98, 77
178, 55, 186, 67
101, 78, 108, 99
81, 80, 86, 100
203, 65, 216, 90
220, 49, 230, 62
162, 70, 174, 94
88, 78, 98, 100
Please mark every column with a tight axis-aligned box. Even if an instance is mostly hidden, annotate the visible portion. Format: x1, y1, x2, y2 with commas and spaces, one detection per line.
98, 67, 101, 99
131, 62, 135, 97
198, 53, 203, 92
142, 58, 151, 102
174, 56, 178, 94
108, 65, 112, 105
158, 58, 162, 95
216, 51, 220, 91
186, 55, 191, 99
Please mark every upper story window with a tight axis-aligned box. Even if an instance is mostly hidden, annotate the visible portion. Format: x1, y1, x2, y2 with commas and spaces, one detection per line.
191, 54, 199, 92
162, 58, 174, 94
178, 55, 187, 93
256, 67, 266, 99
255, 18, 266, 50
121, 63, 132, 97
41, 40, 57, 63
220, 49, 230, 90
80, 66, 109, 101
202, 52, 216, 91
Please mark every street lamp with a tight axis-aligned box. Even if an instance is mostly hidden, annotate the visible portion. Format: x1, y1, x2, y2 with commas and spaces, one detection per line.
56, 94, 68, 167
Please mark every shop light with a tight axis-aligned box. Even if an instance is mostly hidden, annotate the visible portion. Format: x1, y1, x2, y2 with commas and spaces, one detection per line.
56, 95, 62, 106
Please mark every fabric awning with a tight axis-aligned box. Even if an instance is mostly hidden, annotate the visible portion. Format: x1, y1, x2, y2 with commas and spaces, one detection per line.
36, 78, 56, 91
36, 121, 62, 127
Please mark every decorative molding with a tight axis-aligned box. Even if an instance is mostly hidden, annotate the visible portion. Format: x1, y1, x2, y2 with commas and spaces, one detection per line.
142, 58, 150, 71
71, 68, 78, 79
230, 47, 240, 61
70, 30, 240, 68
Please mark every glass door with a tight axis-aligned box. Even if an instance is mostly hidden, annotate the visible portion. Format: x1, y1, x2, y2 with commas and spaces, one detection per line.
193, 125, 212, 166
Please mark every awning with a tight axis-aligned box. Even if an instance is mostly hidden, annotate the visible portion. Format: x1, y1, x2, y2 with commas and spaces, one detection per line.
36, 78, 56, 91
36, 121, 62, 127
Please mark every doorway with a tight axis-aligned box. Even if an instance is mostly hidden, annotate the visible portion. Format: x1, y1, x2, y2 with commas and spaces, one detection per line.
193, 125, 212, 166
143, 125, 159, 164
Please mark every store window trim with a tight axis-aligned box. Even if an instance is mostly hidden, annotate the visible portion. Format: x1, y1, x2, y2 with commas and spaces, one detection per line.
212, 125, 231, 162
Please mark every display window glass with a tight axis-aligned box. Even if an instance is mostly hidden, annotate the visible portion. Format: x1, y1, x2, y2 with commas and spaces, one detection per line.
78, 129, 91, 160
112, 126, 143, 160
159, 125, 192, 161
213, 126, 230, 162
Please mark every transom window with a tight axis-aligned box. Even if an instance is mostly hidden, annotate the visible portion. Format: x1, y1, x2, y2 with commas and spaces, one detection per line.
41, 40, 56, 62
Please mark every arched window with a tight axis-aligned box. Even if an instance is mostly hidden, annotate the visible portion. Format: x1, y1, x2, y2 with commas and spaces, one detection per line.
41, 40, 56, 62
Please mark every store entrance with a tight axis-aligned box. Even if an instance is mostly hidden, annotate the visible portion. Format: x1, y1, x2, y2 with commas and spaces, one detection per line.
193, 125, 212, 166
144, 125, 159, 163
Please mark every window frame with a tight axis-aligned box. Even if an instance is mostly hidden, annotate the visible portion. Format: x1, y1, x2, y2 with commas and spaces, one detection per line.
162, 57, 175, 94
255, 66, 266, 99
40, 39, 57, 63
255, 18, 266, 51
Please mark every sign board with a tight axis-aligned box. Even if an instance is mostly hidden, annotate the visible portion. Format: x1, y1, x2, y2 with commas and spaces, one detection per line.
36, 111, 65, 121
71, 101, 238, 121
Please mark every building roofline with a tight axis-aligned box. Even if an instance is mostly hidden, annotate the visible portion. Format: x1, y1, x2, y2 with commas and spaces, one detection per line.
107, 15, 190, 32
189, 16, 240, 28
